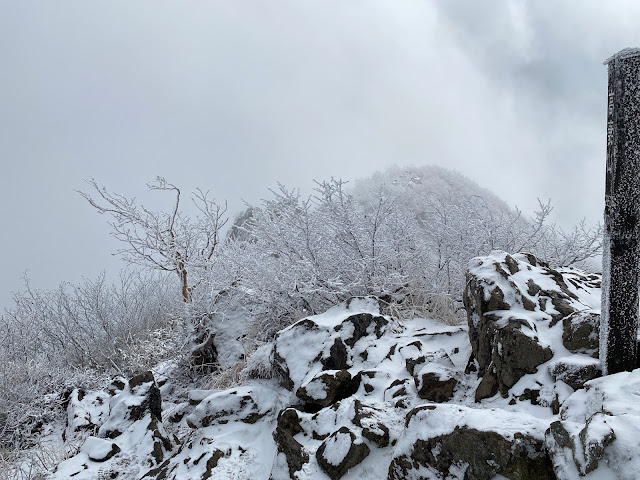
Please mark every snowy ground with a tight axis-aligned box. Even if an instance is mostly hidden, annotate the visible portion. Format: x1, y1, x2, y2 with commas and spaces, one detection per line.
12, 253, 640, 480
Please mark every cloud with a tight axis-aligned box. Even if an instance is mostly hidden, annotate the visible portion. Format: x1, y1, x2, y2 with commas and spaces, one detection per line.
0, 0, 635, 307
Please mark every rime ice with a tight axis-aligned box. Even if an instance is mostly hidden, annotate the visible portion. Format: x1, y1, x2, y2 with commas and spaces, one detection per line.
600, 48, 640, 375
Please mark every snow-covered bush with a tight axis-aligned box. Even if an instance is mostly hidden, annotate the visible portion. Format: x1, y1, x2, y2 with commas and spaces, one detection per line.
241, 343, 276, 381
0, 270, 183, 451
212, 166, 601, 334
73, 167, 601, 346
2, 271, 180, 372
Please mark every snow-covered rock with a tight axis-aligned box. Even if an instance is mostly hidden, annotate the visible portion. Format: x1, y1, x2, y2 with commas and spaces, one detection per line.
273, 297, 390, 391
547, 369, 640, 479
464, 251, 601, 401
549, 356, 602, 391
272, 407, 310, 479
186, 385, 278, 428
414, 363, 458, 402
62, 388, 110, 442
46, 259, 640, 480
388, 404, 555, 480
562, 311, 600, 358
296, 370, 360, 409
54, 371, 173, 479
81, 436, 120, 462
316, 426, 370, 480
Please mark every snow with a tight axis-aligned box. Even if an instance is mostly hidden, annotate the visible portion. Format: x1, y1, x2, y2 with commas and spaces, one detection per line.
186, 384, 279, 428
402, 404, 548, 440
311, 296, 381, 328
415, 362, 454, 381
80, 436, 116, 460
301, 375, 329, 400
321, 430, 353, 466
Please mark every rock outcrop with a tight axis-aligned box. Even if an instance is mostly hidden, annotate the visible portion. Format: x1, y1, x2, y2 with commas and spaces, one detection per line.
55, 371, 173, 479
389, 405, 555, 480
546, 369, 640, 479
464, 251, 601, 401
49, 257, 640, 480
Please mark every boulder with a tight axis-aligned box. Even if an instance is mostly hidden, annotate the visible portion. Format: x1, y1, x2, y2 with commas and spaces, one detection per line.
547, 416, 615, 478
316, 427, 370, 480
352, 400, 391, 448
414, 363, 457, 402
272, 408, 309, 478
549, 356, 602, 390
546, 369, 640, 479
388, 404, 554, 480
272, 297, 390, 391
562, 311, 600, 357
186, 385, 277, 428
296, 370, 360, 409
464, 252, 600, 400
336, 310, 389, 348
99, 371, 165, 439
81, 436, 120, 462
491, 319, 553, 396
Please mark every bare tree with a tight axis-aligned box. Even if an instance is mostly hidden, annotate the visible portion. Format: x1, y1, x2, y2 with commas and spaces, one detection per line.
79, 177, 227, 302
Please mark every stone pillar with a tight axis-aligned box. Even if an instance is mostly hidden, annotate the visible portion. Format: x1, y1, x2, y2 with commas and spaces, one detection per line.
601, 48, 640, 375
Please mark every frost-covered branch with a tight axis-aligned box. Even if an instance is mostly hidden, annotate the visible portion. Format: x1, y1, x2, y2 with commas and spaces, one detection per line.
79, 178, 228, 302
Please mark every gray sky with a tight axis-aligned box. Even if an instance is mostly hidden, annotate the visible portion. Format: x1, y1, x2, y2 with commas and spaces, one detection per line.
2, 0, 640, 309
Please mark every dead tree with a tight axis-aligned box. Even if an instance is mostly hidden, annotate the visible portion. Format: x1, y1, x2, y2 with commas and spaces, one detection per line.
79, 177, 227, 302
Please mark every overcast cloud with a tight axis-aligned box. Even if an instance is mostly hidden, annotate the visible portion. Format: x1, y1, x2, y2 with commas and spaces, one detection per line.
2, 0, 640, 309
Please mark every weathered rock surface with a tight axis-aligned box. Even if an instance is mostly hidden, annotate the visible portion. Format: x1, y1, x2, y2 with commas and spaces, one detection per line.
549, 356, 602, 390
562, 311, 600, 357
352, 400, 391, 448
272, 408, 310, 478
316, 426, 370, 480
464, 251, 601, 400
388, 404, 554, 480
413, 363, 457, 402
296, 370, 360, 409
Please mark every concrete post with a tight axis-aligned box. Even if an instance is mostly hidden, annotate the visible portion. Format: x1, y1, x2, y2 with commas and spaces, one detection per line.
601, 48, 640, 375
